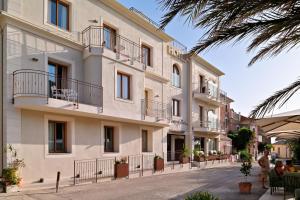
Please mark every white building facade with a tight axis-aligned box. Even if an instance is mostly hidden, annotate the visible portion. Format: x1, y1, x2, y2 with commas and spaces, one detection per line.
0, 0, 227, 183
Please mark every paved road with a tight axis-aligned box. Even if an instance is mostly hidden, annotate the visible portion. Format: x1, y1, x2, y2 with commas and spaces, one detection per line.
1, 165, 266, 200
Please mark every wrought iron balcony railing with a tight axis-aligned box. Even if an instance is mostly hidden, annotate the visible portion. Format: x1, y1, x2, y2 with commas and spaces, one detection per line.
141, 99, 171, 121
13, 69, 103, 110
193, 82, 227, 104
82, 26, 142, 64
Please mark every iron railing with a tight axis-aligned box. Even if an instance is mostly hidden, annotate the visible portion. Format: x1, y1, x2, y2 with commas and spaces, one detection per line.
74, 152, 232, 185
74, 154, 155, 184
192, 112, 225, 132
170, 40, 188, 54
82, 26, 142, 64
193, 82, 227, 104
13, 69, 103, 110
74, 158, 115, 184
128, 154, 155, 176
141, 99, 171, 121
129, 7, 163, 31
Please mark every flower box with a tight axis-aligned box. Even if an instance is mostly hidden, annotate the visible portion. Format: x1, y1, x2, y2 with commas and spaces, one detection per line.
154, 158, 164, 171
179, 156, 190, 164
114, 163, 129, 179
194, 155, 206, 162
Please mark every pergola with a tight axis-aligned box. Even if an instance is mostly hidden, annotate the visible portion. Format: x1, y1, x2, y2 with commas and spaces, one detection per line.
255, 109, 300, 139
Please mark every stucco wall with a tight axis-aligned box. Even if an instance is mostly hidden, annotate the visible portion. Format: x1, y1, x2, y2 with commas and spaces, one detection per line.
20, 110, 164, 182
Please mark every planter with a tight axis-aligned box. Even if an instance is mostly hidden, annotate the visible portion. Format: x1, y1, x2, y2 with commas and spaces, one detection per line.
114, 163, 129, 179
239, 182, 252, 193
154, 158, 164, 171
179, 156, 190, 164
4, 184, 19, 193
194, 156, 205, 162
207, 155, 218, 161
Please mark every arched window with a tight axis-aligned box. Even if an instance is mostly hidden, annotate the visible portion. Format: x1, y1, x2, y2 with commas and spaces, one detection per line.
172, 64, 180, 87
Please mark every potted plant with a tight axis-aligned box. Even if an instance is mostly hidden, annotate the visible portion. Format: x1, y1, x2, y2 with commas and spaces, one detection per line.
2, 144, 25, 193
179, 147, 190, 164
185, 191, 219, 200
154, 155, 164, 171
114, 157, 129, 179
193, 150, 205, 162
239, 161, 252, 193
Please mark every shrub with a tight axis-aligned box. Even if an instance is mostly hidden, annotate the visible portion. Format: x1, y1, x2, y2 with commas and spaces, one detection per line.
182, 146, 190, 157
239, 150, 251, 162
240, 161, 252, 182
2, 168, 20, 185
185, 191, 219, 200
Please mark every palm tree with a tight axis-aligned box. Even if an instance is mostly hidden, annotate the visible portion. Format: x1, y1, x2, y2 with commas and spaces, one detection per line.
159, 0, 300, 118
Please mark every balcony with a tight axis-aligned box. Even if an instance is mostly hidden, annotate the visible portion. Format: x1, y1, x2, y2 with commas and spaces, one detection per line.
82, 26, 143, 70
141, 99, 171, 122
192, 113, 225, 134
169, 119, 188, 132
192, 82, 227, 107
13, 69, 103, 115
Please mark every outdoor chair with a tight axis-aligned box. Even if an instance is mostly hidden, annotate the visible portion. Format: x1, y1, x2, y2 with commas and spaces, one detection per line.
62, 89, 78, 102
50, 86, 65, 99
295, 188, 300, 200
269, 169, 284, 195
283, 173, 300, 200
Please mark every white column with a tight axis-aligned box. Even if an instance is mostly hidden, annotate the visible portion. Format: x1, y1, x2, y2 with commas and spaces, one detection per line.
204, 138, 209, 156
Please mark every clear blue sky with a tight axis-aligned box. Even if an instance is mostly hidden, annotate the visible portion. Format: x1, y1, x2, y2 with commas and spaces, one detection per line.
118, 0, 300, 116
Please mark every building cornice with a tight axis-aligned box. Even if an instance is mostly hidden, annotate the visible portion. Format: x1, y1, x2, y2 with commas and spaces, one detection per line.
190, 54, 225, 76
100, 0, 173, 42
0, 11, 83, 51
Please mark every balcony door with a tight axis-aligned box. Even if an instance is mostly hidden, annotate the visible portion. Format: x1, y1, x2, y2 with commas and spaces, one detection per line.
48, 62, 68, 98
103, 25, 116, 51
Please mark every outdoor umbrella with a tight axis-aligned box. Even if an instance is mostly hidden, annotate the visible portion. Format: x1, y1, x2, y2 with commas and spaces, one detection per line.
255, 109, 300, 138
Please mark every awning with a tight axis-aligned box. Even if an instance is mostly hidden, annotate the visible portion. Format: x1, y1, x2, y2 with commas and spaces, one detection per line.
255, 109, 300, 138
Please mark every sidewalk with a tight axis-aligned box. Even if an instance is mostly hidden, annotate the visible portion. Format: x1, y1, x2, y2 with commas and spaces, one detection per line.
16, 159, 235, 192
0, 164, 266, 200
259, 189, 294, 200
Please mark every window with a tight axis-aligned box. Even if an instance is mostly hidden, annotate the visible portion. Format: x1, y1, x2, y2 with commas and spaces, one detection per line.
103, 24, 117, 50
172, 64, 180, 87
48, 121, 66, 153
199, 75, 205, 93
48, 0, 69, 31
142, 130, 148, 152
172, 99, 180, 116
117, 72, 130, 100
141, 44, 151, 66
199, 106, 204, 127
104, 126, 114, 152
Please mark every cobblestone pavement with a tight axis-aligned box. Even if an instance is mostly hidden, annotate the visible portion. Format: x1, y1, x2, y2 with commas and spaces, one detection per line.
0, 164, 266, 200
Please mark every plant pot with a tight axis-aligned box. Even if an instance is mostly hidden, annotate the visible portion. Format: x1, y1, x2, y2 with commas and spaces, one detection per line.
114, 163, 129, 179
194, 156, 205, 162
239, 182, 252, 193
4, 184, 19, 193
208, 155, 217, 161
154, 158, 164, 171
179, 156, 189, 164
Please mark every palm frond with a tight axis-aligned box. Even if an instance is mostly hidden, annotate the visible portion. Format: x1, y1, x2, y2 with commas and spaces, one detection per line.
249, 78, 300, 118
159, 0, 300, 66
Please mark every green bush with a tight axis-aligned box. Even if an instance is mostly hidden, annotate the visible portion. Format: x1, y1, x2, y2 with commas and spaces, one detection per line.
239, 150, 251, 161
2, 168, 20, 185
185, 192, 219, 200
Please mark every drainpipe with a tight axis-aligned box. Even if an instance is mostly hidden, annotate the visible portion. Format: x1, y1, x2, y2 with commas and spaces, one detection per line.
0, 23, 4, 173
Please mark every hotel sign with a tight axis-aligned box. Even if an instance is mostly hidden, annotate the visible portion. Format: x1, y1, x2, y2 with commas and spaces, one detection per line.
167, 45, 184, 59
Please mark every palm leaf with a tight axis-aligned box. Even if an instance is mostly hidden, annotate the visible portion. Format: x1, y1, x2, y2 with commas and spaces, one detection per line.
249, 78, 300, 118
159, 0, 300, 66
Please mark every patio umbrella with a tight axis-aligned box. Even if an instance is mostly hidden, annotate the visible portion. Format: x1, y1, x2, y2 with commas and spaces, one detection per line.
255, 109, 300, 138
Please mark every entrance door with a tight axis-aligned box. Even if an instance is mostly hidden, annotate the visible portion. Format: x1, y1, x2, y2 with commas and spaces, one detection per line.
175, 138, 185, 160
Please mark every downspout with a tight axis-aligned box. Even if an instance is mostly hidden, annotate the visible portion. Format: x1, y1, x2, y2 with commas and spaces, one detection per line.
0, 23, 4, 173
